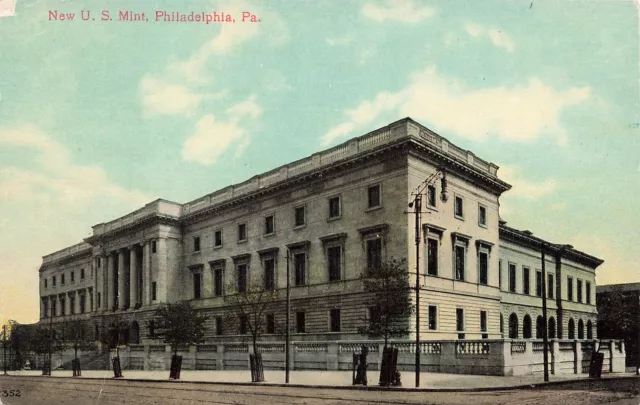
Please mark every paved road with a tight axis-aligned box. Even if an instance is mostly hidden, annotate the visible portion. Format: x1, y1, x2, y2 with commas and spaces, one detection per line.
0, 375, 637, 405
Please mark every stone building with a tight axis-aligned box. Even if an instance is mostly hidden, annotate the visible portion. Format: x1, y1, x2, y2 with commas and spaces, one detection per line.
37, 117, 602, 350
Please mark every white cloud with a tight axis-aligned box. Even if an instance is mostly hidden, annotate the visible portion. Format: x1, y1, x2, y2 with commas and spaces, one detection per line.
498, 165, 557, 199
139, 76, 224, 117
321, 66, 590, 146
181, 95, 263, 165
569, 234, 640, 285
464, 23, 515, 53
326, 35, 354, 47
363, 0, 435, 23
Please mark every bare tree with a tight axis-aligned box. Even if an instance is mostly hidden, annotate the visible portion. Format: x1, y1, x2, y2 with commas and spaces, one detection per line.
60, 318, 97, 375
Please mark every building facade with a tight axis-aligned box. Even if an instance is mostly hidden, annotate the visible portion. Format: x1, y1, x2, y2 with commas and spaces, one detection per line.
37, 118, 602, 350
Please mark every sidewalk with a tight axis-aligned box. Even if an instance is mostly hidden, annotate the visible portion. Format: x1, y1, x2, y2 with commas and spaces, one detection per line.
6, 369, 635, 390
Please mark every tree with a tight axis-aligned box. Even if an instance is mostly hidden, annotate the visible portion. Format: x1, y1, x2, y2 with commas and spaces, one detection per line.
153, 301, 208, 379
358, 258, 414, 348
30, 325, 64, 374
60, 319, 97, 375
6, 321, 31, 370
597, 286, 638, 365
226, 277, 281, 382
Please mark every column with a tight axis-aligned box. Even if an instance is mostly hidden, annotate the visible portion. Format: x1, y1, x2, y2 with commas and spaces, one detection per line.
130, 247, 138, 309
75, 290, 81, 314
118, 249, 126, 310
107, 253, 115, 310
143, 241, 151, 306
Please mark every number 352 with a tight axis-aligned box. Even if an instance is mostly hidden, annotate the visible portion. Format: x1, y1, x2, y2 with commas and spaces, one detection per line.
1, 390, 21, 397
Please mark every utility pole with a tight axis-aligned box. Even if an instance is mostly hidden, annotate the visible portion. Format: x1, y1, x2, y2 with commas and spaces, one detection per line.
285, 249, 291, 384
48, 300, 53, 376
541, 243, 549, 382
413, 194, 422, 388
3, 324, 7, 375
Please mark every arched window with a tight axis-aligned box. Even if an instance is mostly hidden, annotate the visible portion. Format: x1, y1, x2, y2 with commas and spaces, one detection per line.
568, 318, 575, 339
536, 316, 544, 339
509, 313, 519, 338
578, 319, 584, 340
548, 317, 556, 339
523, 315, 532, 339
586, 320, 593, 339
130, 321, 140, 344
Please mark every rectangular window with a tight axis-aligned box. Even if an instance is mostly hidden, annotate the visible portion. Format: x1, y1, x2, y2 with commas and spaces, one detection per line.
523, 267, 530, 295
547, 274, 554, 299
456, 308, 465, 339
152, 240, 157, 254
454, 196, 464, 218
264, 258, 275, 290
478, 205, 487, 226
193, 272, 202, 299
60, 297, 66, 316
69, 296, 75, 314
567, 277, 573, 301
266, 314, 275, 334
296, 311, 306, 333
265, 215, 275, 235
43, 300, 49, 318
97, 292, 101, 308
239, 315, 248, 334
193, 236, 201, 252
71, 271, 75, 283
427, 185, 436, 208
215, 317, 223, 336
51, 300, 57, 317
478, 252, 488, 285
577, 279, 583, 303
44, 279, 48, 289
294, 253, 306, 286
80, 268, 85, 280
237, 223, 247, 242
237, 264, 248, 293
366, 238, 382, 273
428, 305, 437, 330
330, 309, 341, 332
586, 282, 591, 305
61, 274, 65, 285
80, 295, 86, 313
328, 196, 341, 218
498, 260, 502, 290
214, 230, 222, 247
214, 268, 224, 296
327, 245, 342, 281
427, 239, 438, 276
294, 206, 305, 227
480, 310, 487, 332
508, 263, 516, 292
455, 245, 465, 281
536, 271, 542, 297
53, 276, 56, 286
367, 184, 381, 208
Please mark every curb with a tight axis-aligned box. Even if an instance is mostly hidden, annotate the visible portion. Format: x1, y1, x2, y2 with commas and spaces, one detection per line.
2, 374, 638, 393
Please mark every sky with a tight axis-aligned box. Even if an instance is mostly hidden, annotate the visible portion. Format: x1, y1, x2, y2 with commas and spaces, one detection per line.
0, 0, 638, 325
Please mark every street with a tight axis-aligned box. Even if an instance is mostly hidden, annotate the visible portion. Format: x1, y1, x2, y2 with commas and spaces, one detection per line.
0, 375, 637, 405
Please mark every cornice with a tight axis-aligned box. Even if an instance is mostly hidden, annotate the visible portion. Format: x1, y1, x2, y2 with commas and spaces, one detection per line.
84, 215, 181, 246
39, 249, 92, 273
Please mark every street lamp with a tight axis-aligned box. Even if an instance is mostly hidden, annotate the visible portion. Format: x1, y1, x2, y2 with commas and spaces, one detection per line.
407, 166, 447, 388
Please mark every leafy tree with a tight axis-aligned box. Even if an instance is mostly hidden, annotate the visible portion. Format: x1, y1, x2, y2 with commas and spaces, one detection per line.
60, 319, 97, 364
597, 286, 638, 364
358, 258, 414, 348
30, 325, 64, 372
6, 321, 32, 370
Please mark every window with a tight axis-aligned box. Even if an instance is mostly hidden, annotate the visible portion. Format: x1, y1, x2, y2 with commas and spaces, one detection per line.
586, 282, 591, 305
535, 270, 542, 297
523, 267, 530, 295
328, 196, 341, 218
577, 279, 583, 303
294, 253, 306, 286
567, 277, 573, 301
296, 311, 306, 333
294, 206, 305, 227
454, 196, 464, 218
366, 238, 383, 274
478, 251, 488, 285
266, 314, 275, 334
53, 276, 57, 286
523, 315, 532, 339
456, 308, 465, 339
80, 268, 85, 280
60, 296, 66, 316
508, 263, 516, 293
568, 318, 575, 339
214, 267, 224, 296
237, 223, 247, 242
367, 184, 381, 208
51, 300, 57, 317
44, 279, 48, 289
427, 185, 436, 208
43, 299, 49, 318
152, 240, 157, 253
330, 309, 341, 332
69, 295, 75, 314
509, 313, 518, 338
80, 294, 86, 313
498, 260, 502, 290
61, 274, 65, 285
237, 263, 248, 293
327, 245, 342, 281
480, 310, 488, 339
264, 215, 275, 235
193, 236, 201, 252
478, 205, 487, 227
428, 305, 437, 330
97, 292, 101, 308
215, 317, 223, 336
152, 282, 157, 300
454, 245, 466, 281
264, 258, 275, 290
71, 271, 75, 283
214, 230, 222, 247
193, 272, 202, 299
547, 274, 554, 299
239, 315, 248, 334
427, 238, 439, 276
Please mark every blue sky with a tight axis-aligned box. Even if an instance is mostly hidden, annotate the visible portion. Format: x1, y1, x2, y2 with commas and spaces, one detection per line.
0, 0, 638, 324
